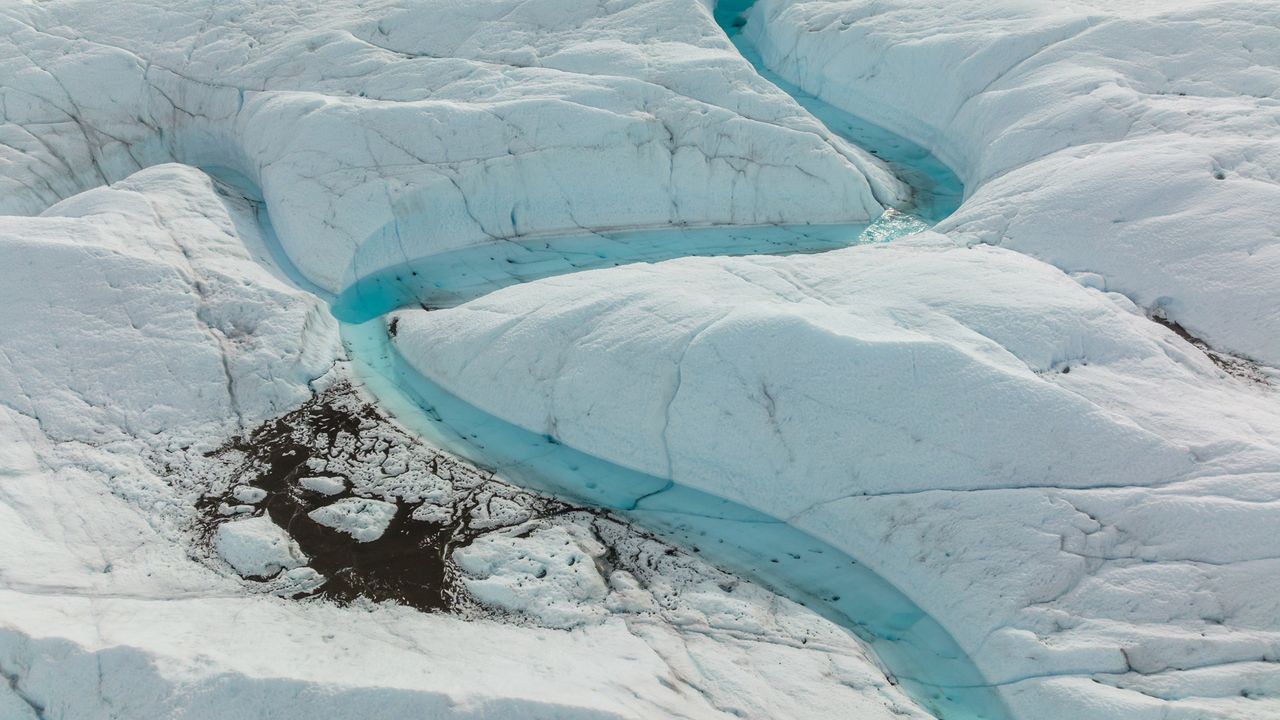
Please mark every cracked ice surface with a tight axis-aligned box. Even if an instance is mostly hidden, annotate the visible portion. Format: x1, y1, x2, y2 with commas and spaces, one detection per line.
308, 497, 399, 542
4, 0, 1280, 717
386, 1, 1280, 714
747, 0, 1280, 367
0, 0, 904, 292
0, 166, 925, 715
0, 164, 337, 444
392, 230, 1280, 718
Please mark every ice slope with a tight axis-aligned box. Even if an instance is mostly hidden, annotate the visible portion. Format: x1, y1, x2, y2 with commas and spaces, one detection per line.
0, 164, 336, 446
391, 234, 1280, 718
0, 0, 903, 292
0, 163, 337, 614
746, 0, 1280, 366
0, 166, 928, 718
393, 240, 1208, 500
0, 587, 930, 720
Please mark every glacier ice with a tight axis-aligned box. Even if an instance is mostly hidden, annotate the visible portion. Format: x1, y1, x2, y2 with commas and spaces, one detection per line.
1, 0, 904, 291
748, 0, 1280, 367
308, 497, 399, 542
2, 0, 1279, 718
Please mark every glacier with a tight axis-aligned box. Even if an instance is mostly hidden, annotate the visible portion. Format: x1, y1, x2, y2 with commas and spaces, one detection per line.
2, 0, 1279, 718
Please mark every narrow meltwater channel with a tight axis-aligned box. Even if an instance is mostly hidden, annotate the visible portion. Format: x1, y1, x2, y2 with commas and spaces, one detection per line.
324, 5, 1008, 718
219, 3, 1005, 717
713, 0, 963, 223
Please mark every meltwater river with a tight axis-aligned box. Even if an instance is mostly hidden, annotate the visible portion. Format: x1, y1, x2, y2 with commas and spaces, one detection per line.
320, 2, 1008, 717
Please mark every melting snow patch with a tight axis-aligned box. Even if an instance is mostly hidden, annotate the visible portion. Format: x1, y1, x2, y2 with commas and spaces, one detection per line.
308, 498, 398, 542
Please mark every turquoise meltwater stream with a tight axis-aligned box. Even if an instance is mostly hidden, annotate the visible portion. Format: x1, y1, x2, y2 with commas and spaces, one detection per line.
226, 1, 1008, 716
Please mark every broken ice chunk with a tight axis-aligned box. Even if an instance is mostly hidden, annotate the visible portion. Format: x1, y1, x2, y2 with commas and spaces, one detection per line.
308, 497, 397, 542
453, 525, 608, 628
410, 502, 452, 524
299, 475, 346, 496
232, 485, 267, 504
214, 515, 306, 578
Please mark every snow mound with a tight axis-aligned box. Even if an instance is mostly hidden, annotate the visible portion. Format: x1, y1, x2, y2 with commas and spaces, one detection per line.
214, 515, 308, 578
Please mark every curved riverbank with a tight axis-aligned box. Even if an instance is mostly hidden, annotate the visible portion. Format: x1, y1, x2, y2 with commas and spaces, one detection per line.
328, 5, 1009, 718
342, 314, 1008, 719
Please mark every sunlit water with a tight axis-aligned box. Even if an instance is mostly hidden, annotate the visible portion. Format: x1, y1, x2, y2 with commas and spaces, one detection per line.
217, 2, 1009, 717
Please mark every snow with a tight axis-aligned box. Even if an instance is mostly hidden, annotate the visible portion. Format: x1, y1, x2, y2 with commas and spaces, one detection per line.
214, 515, 307, 578
307, 497, 399, 542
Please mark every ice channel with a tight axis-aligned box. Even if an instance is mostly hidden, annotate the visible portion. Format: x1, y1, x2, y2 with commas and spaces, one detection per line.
318, 3, 1004, 718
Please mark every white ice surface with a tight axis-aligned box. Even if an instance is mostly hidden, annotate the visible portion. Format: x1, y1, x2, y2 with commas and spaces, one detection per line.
0, 0, 903, 292
393, 232, 1280, 718
0, 165, 927, 719
214, 515, 307, 578
0, 587, 928, 720
231, 485, 268, 504
300, 475, 348, 496
0, 164, 336, 446
747, 0, 1280, 367
454, 524, 611, 629
4, 0, 1279, 717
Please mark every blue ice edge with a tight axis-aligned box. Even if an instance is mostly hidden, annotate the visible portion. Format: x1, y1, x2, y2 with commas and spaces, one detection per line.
714, 0, 964, 225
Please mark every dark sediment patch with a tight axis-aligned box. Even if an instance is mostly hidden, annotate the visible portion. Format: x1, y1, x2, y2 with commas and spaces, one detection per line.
194, 384, 580, 612
188, 383, 732, 620
1151, 315, 1273, 386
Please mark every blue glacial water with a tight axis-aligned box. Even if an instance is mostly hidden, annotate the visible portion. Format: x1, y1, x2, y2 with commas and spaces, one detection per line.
714, 0, 963, 224
304, 3, 1004, 718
